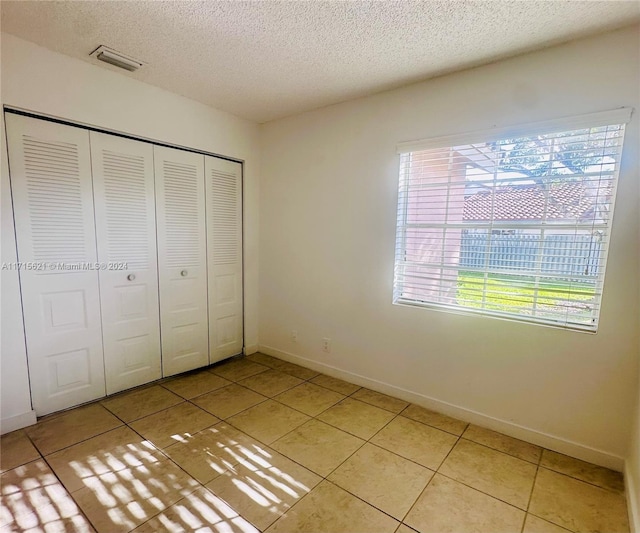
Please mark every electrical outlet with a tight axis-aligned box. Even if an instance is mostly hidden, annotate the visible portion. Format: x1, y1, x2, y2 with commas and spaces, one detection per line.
322, 337, 331, 353
291, 330, 298, 342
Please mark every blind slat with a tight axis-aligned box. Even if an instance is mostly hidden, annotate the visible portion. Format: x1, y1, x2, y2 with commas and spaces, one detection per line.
393, 120, 626, 331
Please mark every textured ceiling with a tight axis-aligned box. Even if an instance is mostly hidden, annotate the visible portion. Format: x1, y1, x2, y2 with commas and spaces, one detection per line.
1, 1, 639, 123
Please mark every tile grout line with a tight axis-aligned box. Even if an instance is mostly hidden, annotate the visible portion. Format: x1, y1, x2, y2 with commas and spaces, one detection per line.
3, 360, 440, 531
321, 477, 403, 526
306, 401, 425, 526
420, 422, 465, 520
426, 428, 542, 517
216, 356, 356, 532
263, 405, 403, 530
177, 365, 324, 473
322, 408, 400, 475
246, 355, 389, 402
20, 402, 552, 533
455, 434, 541, 465
25, 420, 127, 458
400, 465, 439, 528
104, 367, 567, 528
179, 362, 350, 497
16, 363, 267, 532
6, 355, 630, 533
15, 429, 43, 462
523, 463, 541, 532
428, 468, 531, 513
434, 424, 465, 471
535, 465, 627, 495
249, 359, 627, 497
265, 389, 457, 529
525, 510, 579, 533
227, 363, 411, 530
37, 450, 101, 533
193, 394, 271, 421
235, 378, 306, 398
73, 411, 216, 531
523, 446, 542, 532
119, 411, 247, 533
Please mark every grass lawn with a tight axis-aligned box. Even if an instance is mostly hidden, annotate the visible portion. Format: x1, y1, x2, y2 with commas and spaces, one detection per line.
456, 270, 596, 317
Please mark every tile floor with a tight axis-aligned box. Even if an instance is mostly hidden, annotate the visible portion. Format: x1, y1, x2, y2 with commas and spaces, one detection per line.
0, 353, 631, 533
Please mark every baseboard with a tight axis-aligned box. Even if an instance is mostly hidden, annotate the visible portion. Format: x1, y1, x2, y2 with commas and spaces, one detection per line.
1, 410, 37, 435
626, 460, 640, 533
243, 344, 259, 356
259, 344, 625, 472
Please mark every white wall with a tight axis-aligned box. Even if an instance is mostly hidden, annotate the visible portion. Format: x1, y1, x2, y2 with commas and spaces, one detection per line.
627, 384, 640, 531
634, 293, 640, 523
1, 109, 35, 433
0, 33, 261, 431
259, 25, 640, 466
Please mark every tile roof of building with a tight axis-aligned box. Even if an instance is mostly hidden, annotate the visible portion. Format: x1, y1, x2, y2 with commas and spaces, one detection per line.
463, 182, 606, 222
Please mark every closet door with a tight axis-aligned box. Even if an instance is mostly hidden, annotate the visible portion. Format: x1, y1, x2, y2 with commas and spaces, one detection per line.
154, 146, 208, 376
205, 156, 243, 362
5, 114, 105, 415
90, 132, 161, 394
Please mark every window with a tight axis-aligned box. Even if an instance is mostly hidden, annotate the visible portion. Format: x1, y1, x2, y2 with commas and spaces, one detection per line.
393, 109, 631, 331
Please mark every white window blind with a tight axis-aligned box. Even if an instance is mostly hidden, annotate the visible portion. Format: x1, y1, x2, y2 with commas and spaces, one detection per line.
393, 109, 631, 331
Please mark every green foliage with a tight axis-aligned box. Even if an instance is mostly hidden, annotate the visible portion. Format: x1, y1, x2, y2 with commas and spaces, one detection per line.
488, 127, 622, 184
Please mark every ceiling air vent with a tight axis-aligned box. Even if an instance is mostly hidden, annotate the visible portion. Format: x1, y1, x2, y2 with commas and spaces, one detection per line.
90, 45, 143, 72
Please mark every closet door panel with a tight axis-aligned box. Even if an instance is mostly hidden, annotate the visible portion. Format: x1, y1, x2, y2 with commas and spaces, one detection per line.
5, 114, 105, 415
90, 132, 161, 394
154, 146, 208, 376
206, 156, 243, 362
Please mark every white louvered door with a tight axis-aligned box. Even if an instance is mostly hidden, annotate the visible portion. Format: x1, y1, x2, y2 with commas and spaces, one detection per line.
154, 146, 209, 376
205, 156, 243, 362
90, 132, 161, 394
5, 114, 105, 415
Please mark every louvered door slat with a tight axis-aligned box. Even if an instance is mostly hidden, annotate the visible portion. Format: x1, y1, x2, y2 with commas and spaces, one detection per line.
206, 156, 243, 362
6, 114, 105, 415
90, 132, 161, 394
155, 146, 208, 376
23, 136, 87, 264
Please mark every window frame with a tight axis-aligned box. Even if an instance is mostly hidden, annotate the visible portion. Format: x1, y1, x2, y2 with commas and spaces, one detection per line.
393, 108, 633, 332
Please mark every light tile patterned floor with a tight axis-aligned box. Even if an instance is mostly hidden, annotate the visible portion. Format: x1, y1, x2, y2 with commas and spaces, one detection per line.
0, 353, 630, 533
